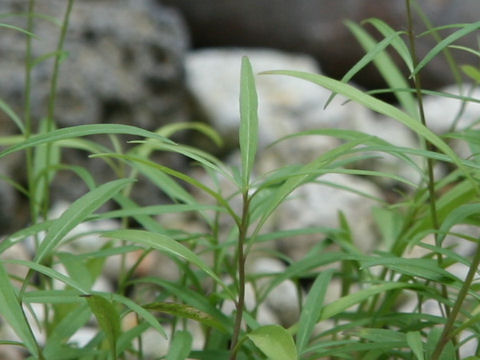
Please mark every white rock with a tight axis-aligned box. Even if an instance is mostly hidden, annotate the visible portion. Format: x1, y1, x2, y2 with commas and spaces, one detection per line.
68, 327, 97, 348
186, 48, 369, 151
250, 258, 300, 326
422, 84, 480, 134
272, 173, 382, 260
137, 327, 170, 359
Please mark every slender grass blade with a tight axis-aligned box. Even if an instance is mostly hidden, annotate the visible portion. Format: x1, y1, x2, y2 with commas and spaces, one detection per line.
296, 269, 334, 355
239, 56, 259, 189
83, 294, 121, 359
34, 178, 134, 264
104, 229, 233, 298
166, 330, 193, 360
0, 262, 39, 357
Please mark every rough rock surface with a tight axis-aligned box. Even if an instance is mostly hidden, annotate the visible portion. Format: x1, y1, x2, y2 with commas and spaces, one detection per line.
0, 0, 190, 229
161, 0, 480, 91
1, 0, 189, 131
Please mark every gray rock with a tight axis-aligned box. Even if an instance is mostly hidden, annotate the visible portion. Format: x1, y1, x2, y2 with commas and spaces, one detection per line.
162, 0, 480, 90
186, 48, 368, 157
0, 0, 189, 130
0, 0, 190, 208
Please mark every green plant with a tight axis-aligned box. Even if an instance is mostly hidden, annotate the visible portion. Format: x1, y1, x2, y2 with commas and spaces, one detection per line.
1, 0, 480, 359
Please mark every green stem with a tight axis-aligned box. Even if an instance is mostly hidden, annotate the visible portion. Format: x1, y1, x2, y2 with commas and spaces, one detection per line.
25, 0, 36, 231
405, 0, 451, 317
229, 192, 250, 360
41, 0, 75, 218
431, 243, 480, 360
23, 4, 45, 359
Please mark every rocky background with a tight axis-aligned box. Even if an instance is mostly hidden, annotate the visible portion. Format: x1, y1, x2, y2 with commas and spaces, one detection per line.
161, 0, 480, 91
0, 0, 478, 233
1, 1, 480, 358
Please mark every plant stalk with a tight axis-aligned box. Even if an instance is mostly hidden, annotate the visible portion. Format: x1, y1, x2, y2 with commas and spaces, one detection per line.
229, 192, 250, 360
431, 241, 480, 359
25, 0, 36, 231
41, 0, 75, 218
405, 0, 451, 318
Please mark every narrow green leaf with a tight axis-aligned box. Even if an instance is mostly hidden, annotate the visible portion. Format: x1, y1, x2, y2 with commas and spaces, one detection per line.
23, 290, 83, 304
361, 256, 457, 283
372, 207, 404, 250
34, 178, 133, 264
155, 121, 223, 147
256, 138, 368, 232
94, 153, 240, 225
247, 324, 297, 360
83, 294, 121, 359
166, 330, 193, 360
0, 262, 39, 357
414, 21, 480, 76
131, 141, 232, 181
3, 259, 89, 293
449, 44, 480, 58
32, 119, 60, 219
0, 98, 24, 133
0, 220, 53, 254
132, 277, 232, 331
0, 23, 38, 38
93, 203, 223, 221
43, 304, 91, 358
0, 124, 173, 159
437, 203, 480, 246
113, 194, 167, 234
407, 331, 425, 360
0, 12, 62, 27
270, 128, 416, 167
108, 292, 167, 338
345, 20, 417, 117
189, 350, 230, 360
104, 229, 233, 299
325, 27, 407, 108
31, 50, 69, 67
117, 321, 149, 355
130, 161, 198, 204
258, 251, 353, 305
57, 252, 93, 289
363, 18, 414, 72
355, 328, 407, 343
296, 269, 334, 355
239, 56, 259, 189
144, 302, 226, 332
306, 340, 405, 358
261, 70, 476, 191
461, 65, 480, 82
320, 282, 411, 320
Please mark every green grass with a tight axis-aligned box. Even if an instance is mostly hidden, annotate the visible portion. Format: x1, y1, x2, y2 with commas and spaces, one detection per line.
1, 0, 480, 359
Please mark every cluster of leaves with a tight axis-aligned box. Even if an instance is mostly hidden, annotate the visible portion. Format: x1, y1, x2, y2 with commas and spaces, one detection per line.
1, 0, 480, 359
